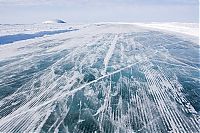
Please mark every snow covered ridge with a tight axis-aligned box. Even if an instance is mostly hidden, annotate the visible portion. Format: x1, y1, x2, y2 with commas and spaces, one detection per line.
0, 28, 78, 45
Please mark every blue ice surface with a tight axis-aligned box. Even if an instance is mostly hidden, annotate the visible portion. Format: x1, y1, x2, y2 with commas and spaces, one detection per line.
0, 29, 78, 45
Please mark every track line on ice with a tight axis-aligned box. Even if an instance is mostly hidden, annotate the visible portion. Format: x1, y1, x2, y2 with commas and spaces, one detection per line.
102, 35, 118, 75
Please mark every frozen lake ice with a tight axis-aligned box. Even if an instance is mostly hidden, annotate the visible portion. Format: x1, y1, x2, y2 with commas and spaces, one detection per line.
0, 23, 199, 133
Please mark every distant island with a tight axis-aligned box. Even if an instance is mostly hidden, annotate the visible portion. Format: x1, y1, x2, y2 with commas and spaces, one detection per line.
42, 19, 66, 24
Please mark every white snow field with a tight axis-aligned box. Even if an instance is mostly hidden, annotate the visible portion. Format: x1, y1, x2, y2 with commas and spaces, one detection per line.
0, 23, 199, 133
133, 22, 199, 37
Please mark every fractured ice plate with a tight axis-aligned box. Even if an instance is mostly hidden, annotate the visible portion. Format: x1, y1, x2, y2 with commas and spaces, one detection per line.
0, 23, 199, 133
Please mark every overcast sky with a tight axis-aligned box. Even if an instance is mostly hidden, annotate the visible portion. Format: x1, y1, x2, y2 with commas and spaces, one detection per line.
0, 0, 198, 24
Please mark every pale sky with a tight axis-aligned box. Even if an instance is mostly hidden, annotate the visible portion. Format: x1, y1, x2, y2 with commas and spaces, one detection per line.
0, 0, 199, 24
